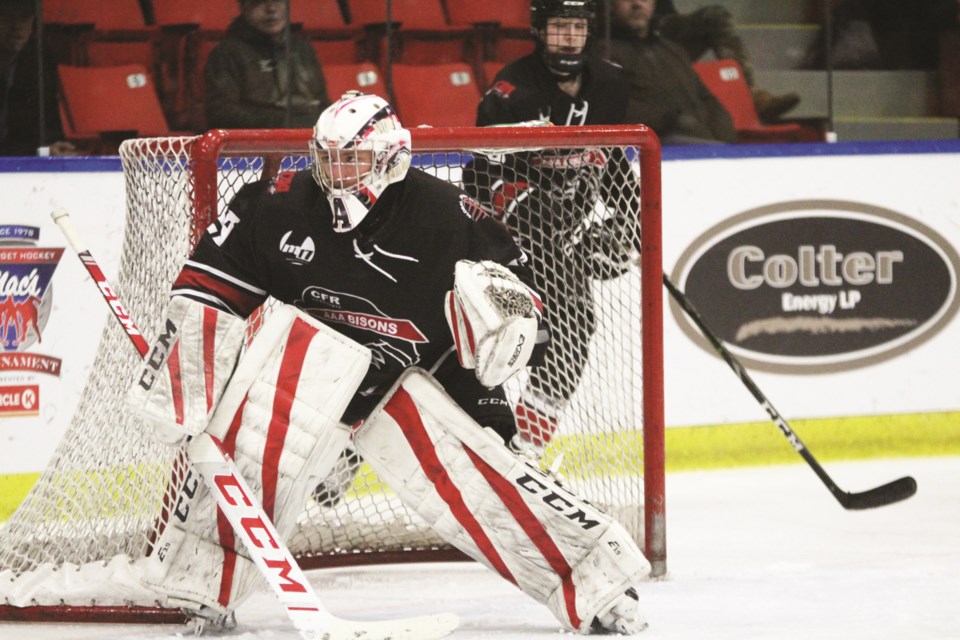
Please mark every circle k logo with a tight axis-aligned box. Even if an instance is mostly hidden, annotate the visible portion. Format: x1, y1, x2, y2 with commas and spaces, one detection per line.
21, 387, 36, 410
671, 200, 960, 373
0, 384, 40, 415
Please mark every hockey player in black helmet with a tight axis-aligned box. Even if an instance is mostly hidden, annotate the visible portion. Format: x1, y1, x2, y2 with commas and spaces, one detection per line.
468, 2, 642, 466
531, 0, 597, 78
478, 0, 622, 125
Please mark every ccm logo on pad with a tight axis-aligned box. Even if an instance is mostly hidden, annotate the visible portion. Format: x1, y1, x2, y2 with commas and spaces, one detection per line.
138, 318, 179, 390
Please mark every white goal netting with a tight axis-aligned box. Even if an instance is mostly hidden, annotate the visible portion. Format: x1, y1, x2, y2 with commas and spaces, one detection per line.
0, 126, 663, 619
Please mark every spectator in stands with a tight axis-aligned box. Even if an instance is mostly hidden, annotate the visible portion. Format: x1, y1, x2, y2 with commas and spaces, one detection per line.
653, 0, 800, 122
0, 0, 33, 152
804, 0, 959, 70
605, 0, 736, 144
205, 0, 330, 128
0, 0, 76, 155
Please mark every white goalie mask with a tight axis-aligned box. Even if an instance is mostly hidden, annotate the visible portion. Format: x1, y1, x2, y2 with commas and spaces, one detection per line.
310, 92, 412, 232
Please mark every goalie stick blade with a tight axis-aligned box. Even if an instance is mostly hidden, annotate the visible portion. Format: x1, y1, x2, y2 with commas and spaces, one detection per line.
838, 476, 918, 510
317, 612, 460, 640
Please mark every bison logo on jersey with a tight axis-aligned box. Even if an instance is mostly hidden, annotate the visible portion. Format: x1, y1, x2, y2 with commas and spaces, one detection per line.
298, 285, 426, 369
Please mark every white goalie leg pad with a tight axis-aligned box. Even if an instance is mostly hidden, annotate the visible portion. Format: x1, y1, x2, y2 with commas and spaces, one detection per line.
127, 296, 247, 446
444, 260, 540, 387
354, 369, 650, 634
142, 304, 371, 616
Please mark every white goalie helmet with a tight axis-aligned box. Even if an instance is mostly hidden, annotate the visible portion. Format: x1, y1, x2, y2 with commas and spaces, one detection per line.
310, 91, 412, 232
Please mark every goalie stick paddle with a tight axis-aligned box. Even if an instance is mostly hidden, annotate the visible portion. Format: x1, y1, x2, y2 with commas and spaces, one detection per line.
662, 274, 917, 510
51, 209, 460, 640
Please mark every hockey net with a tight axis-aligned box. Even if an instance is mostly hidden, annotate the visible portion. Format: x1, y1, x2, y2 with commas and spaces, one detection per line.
0, 126, 663, 622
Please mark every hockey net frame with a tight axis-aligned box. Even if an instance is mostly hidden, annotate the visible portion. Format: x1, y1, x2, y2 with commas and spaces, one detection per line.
0, 125, 664, 623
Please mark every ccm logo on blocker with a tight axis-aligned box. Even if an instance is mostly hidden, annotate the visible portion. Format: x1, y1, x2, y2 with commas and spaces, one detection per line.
672, 200, 960, 373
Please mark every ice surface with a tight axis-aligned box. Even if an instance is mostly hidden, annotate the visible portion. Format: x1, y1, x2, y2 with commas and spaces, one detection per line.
2, 456, 956, 640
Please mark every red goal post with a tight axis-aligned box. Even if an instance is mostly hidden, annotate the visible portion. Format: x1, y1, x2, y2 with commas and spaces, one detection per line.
0, 125, 664, 623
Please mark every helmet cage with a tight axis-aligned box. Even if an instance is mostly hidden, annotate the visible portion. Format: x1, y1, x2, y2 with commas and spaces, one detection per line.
310, 94, 412, 232
531, 0, 596, 76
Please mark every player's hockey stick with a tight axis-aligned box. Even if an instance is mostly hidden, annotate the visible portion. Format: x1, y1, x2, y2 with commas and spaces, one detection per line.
51, 209, 459, 640
662, 273, 917, 510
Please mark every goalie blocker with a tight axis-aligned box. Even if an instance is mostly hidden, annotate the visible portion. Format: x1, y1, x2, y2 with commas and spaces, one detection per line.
355, 369, 651, 635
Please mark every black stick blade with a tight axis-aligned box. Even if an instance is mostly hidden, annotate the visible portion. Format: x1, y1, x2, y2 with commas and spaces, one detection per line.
838, 476, 918, 510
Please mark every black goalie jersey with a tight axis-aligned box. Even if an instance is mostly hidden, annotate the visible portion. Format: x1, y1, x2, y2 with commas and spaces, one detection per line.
172, 167, 542, 431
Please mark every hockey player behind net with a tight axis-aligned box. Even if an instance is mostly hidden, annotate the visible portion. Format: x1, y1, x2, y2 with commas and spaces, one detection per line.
126, 91, 651, 633
466, 0, 642, 452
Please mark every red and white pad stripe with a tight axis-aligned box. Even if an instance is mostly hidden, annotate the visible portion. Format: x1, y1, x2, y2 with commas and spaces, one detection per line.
142, 305, 375, 617
127, 296, 248, 445
201, 306, 373, 608
355, 369, 650, 634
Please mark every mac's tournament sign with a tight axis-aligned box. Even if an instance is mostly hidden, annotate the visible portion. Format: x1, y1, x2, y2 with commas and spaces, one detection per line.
0, 225, 63, 416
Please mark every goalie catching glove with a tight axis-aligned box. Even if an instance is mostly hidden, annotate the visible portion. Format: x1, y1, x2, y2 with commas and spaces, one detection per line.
445, 260, 541, 387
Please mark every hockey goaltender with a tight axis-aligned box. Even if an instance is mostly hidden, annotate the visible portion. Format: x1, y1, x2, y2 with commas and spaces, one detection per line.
125, 91, 651, 635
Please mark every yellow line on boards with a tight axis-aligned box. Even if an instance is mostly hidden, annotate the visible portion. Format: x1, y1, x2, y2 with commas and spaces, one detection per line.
1, 412, 957, 523
0, 473, 40, 524
665, 411, 960, 471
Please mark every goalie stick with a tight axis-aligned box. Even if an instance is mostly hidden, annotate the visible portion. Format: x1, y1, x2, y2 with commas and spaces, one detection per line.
188, 432, 458, 640
51, 209, 459, 640
663, 273, 917, 510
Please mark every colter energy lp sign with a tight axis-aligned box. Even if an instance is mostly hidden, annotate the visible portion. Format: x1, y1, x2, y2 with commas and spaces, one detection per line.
671, 200, 960, 373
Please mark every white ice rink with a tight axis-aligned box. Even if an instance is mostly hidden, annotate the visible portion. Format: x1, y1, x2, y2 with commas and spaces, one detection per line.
3, 455, 957, 640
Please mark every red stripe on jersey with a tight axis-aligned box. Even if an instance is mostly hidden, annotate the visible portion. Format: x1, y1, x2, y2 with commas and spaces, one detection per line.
174, 267, 264, 317
464, 447, 582, 629
272, 171, 296, 193
216, 397, 248, 608
384, 386, 517, 585
203, 306, 218, 412
166, 341, 185, 425
262, 317, 317, 518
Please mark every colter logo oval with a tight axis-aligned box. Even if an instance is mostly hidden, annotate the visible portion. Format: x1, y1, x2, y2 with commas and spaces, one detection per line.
672, 200, 960, 373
